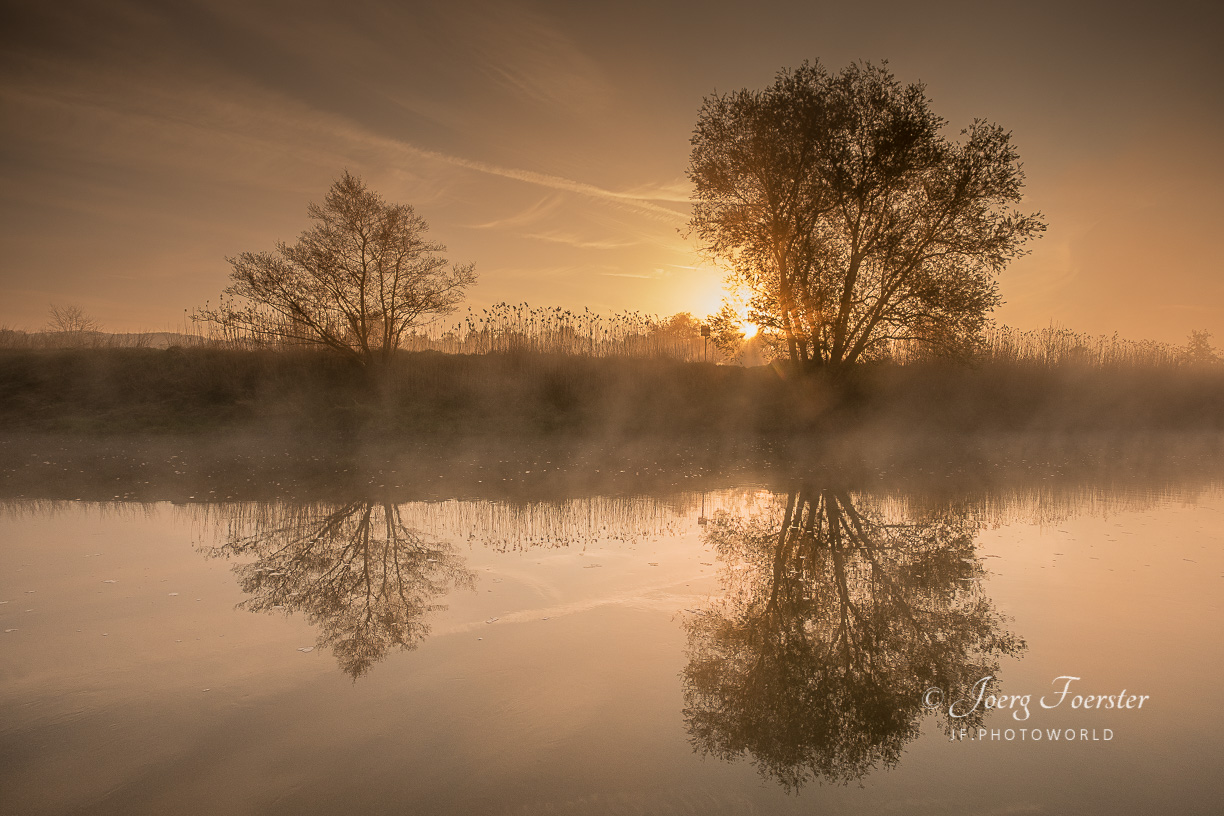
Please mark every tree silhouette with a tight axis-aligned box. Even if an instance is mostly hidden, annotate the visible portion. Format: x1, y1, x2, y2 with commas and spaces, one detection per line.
198, 172, 476, 367
683, 487, 1024, 789
688, 61, 1045, 373
1184, 329, 1219, 365
45, 304, 101, 346
207, 500, 475, 678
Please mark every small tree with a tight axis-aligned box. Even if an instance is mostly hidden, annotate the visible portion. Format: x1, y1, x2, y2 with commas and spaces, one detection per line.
707, 304, 746, 361
1184, 330, 1219, 366
688, 61, 1045, 374
199, 172, 476, 366
46, 304, 101, 335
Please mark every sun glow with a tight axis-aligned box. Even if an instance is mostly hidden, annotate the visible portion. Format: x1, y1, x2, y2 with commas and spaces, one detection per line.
677, 269, 759, 338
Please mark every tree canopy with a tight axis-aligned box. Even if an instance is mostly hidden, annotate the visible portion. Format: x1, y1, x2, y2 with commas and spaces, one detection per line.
688, 61, 1045, 372
200, 172, 476, 366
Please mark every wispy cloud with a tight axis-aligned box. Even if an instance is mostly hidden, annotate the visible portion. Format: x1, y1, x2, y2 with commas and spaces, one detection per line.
461, 1, 615, 115
464, 195, 564, 230
525, 231, 639, 250
599, 268, 671, 279
363, 131, 688, 223
0, 68, 689, 228
619, 179, 693, 203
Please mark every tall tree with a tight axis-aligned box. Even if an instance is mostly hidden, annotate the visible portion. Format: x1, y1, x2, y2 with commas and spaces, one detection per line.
688, 61, 1045, 372
199, 172, 476, 366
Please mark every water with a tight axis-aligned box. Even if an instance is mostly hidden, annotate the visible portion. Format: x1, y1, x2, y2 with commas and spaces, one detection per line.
2, 460, 1222, 814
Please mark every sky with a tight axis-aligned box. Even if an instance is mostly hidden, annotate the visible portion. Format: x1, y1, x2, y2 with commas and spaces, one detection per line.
1, 0, 1221, 343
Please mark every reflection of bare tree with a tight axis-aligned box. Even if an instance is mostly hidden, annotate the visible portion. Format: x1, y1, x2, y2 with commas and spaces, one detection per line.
207, 501, 474, 678
684, 488, 1024, 789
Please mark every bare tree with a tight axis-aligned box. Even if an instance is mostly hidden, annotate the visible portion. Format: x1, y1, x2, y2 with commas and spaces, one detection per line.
46, 304, 101, 335
688, 61, 1045, 374
198, 172, 476, 366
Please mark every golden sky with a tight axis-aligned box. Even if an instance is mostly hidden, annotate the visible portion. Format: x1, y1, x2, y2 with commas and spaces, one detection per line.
1, 0, 1221, 342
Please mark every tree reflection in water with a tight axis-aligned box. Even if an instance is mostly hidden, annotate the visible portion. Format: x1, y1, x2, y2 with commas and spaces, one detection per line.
201, 492, 707, 679
683, 487, 1025, 789
206, 501, 474, 678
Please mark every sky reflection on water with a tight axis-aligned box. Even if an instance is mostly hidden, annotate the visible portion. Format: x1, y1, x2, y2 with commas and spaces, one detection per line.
1, 463, 1222, 814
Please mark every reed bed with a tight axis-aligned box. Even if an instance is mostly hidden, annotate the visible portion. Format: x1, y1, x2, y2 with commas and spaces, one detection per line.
0, 328, 171, 350
880, 324, 1206, 369
186, 303, 731, 363
977, 324, 1188, 368
9, 306, 1216, 372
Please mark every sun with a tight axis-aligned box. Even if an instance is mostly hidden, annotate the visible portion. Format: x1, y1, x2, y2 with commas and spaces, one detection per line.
741, 320, 760, 338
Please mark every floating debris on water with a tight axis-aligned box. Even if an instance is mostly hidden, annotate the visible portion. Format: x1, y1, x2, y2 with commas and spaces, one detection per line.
485, 617, 499, 624
298, 647, 314, 653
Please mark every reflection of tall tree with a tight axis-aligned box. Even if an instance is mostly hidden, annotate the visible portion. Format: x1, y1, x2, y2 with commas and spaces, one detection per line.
684, 488, 1024, 789
208, 501, 474, 678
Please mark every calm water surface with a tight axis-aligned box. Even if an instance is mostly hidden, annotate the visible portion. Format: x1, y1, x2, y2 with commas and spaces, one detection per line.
2, 467, 1222, 814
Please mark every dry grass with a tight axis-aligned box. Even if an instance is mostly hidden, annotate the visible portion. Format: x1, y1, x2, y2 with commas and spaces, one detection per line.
881, 323, 1209, 369
192, 303, 732, 363
10, 305, 1216, 372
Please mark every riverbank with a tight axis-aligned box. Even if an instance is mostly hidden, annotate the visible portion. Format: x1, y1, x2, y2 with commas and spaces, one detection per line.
2, 347, 1222, 440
